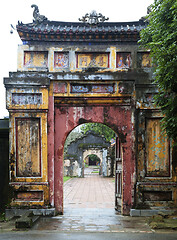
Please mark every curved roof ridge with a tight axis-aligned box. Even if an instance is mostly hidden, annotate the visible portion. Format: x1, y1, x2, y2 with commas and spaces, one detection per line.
16, 17, 146, 43
17, 19, 146, 27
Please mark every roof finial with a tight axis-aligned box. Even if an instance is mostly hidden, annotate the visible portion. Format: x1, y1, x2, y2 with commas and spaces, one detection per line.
31, 4, 48, 23
79, 10, 109, 25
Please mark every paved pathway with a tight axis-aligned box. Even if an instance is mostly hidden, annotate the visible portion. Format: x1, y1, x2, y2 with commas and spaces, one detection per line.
32, 172, 172, 233
64, 170, 115, 209
1, 171, 176, 236
31, 170, 151, 233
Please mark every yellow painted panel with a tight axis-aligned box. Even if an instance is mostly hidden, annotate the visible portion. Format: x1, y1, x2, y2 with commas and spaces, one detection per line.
24, 51, 48, 68
77, 53, 109, 68
7, 88, 48, 110
142, 53, 152, 68
146, 119, 170, 177
16, 118, 41, 177
10, 184, 49, 207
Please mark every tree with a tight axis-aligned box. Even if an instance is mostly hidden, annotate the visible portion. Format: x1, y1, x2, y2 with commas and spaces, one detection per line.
139, 0, 177, 142
81, 123, 115, 142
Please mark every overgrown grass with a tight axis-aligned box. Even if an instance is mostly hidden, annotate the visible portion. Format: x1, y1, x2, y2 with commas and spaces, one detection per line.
63, 176, 71, 183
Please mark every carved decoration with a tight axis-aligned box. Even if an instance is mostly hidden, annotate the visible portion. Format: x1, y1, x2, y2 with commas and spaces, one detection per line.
31, 4, 48, 23
12, 93, 42, 105
71, 84, 114, 93
79, 10, 109, 25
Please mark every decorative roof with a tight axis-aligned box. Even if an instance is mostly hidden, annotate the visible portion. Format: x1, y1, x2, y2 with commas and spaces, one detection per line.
16, 5, 147, 43
79, 10, 109, 25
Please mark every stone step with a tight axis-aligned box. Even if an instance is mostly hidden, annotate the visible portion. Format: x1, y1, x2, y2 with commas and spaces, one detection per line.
15, 211, 40, 228
130, 209, 175, 217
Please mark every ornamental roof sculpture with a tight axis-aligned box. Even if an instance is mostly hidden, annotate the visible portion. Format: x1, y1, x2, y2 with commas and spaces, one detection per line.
79, 10, 109, 25
16, 5, 147, 43
31, 4, 48, 24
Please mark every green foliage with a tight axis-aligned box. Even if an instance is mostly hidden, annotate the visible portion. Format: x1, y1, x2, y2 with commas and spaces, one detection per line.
139, 0, 177, 142
64, 131, 82, 153
64, 154, 78, 160
80, 123, 115, 142
89, 154, 100, 165
78, 143, 108, 149
63, 176, 71, 183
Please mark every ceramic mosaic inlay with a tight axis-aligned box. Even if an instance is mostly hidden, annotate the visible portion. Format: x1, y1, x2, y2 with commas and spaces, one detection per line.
116, 52, 132, 69
54, 52, 69, 68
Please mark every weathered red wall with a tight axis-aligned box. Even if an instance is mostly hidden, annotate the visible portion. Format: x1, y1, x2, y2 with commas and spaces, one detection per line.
48, 103, 135, 215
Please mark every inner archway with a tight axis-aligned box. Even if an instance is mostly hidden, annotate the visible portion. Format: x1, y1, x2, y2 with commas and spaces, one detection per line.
87, 154, 100, 166
63, 122, 117, 210
53, 101, 135, 215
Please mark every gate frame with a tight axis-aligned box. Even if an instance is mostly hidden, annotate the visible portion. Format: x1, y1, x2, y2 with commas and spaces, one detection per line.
48, 94, 136, 215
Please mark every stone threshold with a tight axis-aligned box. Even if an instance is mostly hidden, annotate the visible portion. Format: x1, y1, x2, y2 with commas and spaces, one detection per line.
5, 208, 56, 220
130, 208, 175, 217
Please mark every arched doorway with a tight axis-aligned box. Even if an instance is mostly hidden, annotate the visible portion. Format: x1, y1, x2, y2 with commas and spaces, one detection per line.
63, 123, 116, 210
63, 123, 113, 178
50, 99, 135, 215
87, 154, 100, 166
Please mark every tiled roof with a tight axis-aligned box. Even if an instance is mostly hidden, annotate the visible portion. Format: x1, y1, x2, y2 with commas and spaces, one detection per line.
16, 9, 147, 43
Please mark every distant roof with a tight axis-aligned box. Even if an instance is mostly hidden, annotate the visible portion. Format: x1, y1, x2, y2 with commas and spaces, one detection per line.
0, 119, 9, 129
16, 5, 147, 43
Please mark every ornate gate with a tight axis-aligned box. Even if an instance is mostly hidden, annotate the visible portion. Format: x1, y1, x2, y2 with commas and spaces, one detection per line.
3, 7, 139, 216
5, 6, 176, 217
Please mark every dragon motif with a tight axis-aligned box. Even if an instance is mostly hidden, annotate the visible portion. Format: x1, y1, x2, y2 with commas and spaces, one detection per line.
31, 4, 48, 23
79, 10, 109, 25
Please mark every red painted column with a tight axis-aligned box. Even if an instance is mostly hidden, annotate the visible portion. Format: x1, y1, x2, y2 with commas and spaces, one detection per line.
54, 107, 72, 214
47, 96, 55, 206
122, 135, 136, 215
107, 106, 136, 215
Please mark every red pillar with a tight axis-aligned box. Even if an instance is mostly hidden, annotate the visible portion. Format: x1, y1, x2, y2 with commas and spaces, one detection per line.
48, 96, 55, 206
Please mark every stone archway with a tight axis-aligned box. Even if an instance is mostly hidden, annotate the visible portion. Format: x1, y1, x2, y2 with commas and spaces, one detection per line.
88, 155, 100, 166
83, 149, 108, 176
48, 99, 135, 215
83, 149, 103, 165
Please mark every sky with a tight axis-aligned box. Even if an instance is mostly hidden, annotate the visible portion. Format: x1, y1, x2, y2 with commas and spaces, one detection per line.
0, 0, 154, 118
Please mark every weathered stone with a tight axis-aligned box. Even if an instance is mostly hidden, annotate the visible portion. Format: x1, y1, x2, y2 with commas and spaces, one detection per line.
3, 5, 177, 216
64, 131, 110, 177
130, 209, 141, 217
15, 211, 40, 229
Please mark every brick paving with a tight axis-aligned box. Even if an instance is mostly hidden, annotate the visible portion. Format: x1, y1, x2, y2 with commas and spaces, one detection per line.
0, 170, 155, 233
64, 170, 115, 209
33, 172, 152, 233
